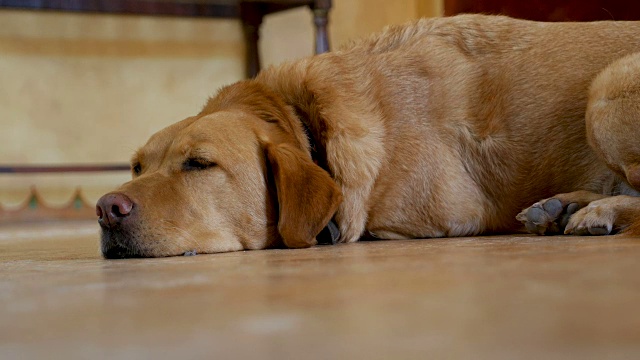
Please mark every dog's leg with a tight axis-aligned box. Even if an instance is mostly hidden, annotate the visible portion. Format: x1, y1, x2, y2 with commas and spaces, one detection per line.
564, 195, 640, 236
325, 123, 385, 243
586, 52, 640, 191
520, 53, 640, 237
554, 52, 640, 237
517, 191, 610, 235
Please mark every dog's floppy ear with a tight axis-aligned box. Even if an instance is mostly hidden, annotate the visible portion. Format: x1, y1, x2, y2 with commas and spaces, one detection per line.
264, 142, 342, 248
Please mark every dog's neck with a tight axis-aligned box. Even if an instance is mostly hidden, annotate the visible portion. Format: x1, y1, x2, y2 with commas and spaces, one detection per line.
295, 109, 341, 245
199, 79, 341, 245
298, 115, 320, 165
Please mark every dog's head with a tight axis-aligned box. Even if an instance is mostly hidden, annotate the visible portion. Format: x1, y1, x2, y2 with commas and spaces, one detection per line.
96, 81, 342, 258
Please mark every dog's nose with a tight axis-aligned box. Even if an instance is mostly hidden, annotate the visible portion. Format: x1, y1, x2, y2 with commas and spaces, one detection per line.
96, 193, 134, 228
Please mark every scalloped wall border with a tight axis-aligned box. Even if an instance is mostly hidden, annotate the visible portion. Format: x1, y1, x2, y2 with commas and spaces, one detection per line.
0, 187, 95, 224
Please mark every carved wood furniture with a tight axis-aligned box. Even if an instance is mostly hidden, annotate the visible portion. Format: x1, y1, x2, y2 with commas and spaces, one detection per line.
0, 0, 332, 77
0, 0, 331, 223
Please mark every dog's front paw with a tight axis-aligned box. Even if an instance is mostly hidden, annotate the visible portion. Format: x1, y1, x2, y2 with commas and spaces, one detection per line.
517, 198, 581, 235
563, 197, 637, 236
564, 204, 614, 235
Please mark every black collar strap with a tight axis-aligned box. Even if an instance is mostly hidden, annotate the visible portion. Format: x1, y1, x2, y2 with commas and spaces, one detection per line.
300, 118, 320, 166
317, 219, 340, 245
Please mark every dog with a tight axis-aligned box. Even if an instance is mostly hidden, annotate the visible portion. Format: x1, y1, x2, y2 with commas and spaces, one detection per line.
96, 14, 640, 258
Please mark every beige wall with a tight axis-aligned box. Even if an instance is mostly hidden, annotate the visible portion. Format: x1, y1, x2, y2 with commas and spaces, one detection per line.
0, 0, 442, 207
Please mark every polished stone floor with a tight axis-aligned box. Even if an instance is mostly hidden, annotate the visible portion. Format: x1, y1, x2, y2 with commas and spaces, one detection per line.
1, 221, 639, 359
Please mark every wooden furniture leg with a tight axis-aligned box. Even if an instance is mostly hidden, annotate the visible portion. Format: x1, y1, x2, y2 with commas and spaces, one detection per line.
312, 0, 331, 54
241, 0, 332, 77
240, 2, 265, 78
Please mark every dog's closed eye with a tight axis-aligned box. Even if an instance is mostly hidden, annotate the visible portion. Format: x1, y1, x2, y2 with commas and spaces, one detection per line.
182, 158, 217, 171
132, 163, 142, 175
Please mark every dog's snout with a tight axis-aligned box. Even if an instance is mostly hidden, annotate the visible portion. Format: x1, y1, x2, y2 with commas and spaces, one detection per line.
96, 193, 134, 228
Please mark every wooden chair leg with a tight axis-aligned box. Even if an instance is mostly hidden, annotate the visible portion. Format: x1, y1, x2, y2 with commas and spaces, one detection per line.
312, 0, 331, 54
240, 3, 264, 78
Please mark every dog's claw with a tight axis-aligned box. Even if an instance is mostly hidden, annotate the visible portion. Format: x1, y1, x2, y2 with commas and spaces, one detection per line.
525, 221, 543, 234
588, 226, 610, 236
567, 224, 610, 236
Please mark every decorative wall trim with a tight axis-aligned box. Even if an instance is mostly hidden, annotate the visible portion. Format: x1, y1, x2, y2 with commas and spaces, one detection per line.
0, 187, 96, 224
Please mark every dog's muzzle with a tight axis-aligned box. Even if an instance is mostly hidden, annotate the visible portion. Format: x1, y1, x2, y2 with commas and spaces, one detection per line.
96, 192, 141, 259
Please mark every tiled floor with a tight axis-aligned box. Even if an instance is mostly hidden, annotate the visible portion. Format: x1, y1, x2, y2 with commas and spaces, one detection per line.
1, 221, 639, 359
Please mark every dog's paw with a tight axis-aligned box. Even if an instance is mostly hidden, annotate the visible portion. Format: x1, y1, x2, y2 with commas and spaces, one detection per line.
564, 196, 637, 235
517, 198, 581, 235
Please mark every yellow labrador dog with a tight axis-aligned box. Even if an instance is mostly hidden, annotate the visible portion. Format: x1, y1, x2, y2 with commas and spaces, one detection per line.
96, 14, 640, 258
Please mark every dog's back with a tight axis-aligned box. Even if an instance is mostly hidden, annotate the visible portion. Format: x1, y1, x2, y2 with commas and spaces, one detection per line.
258, 15, 640, 238
98, 15, 640, 258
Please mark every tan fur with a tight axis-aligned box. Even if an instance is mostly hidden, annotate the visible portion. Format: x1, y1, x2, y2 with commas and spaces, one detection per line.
264, 141, 342, 248
587, 53, 640, 189
98, 15, 640, 257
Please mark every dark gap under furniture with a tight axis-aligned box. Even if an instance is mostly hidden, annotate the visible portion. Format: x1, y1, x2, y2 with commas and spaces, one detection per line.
445, 0, 640, 21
